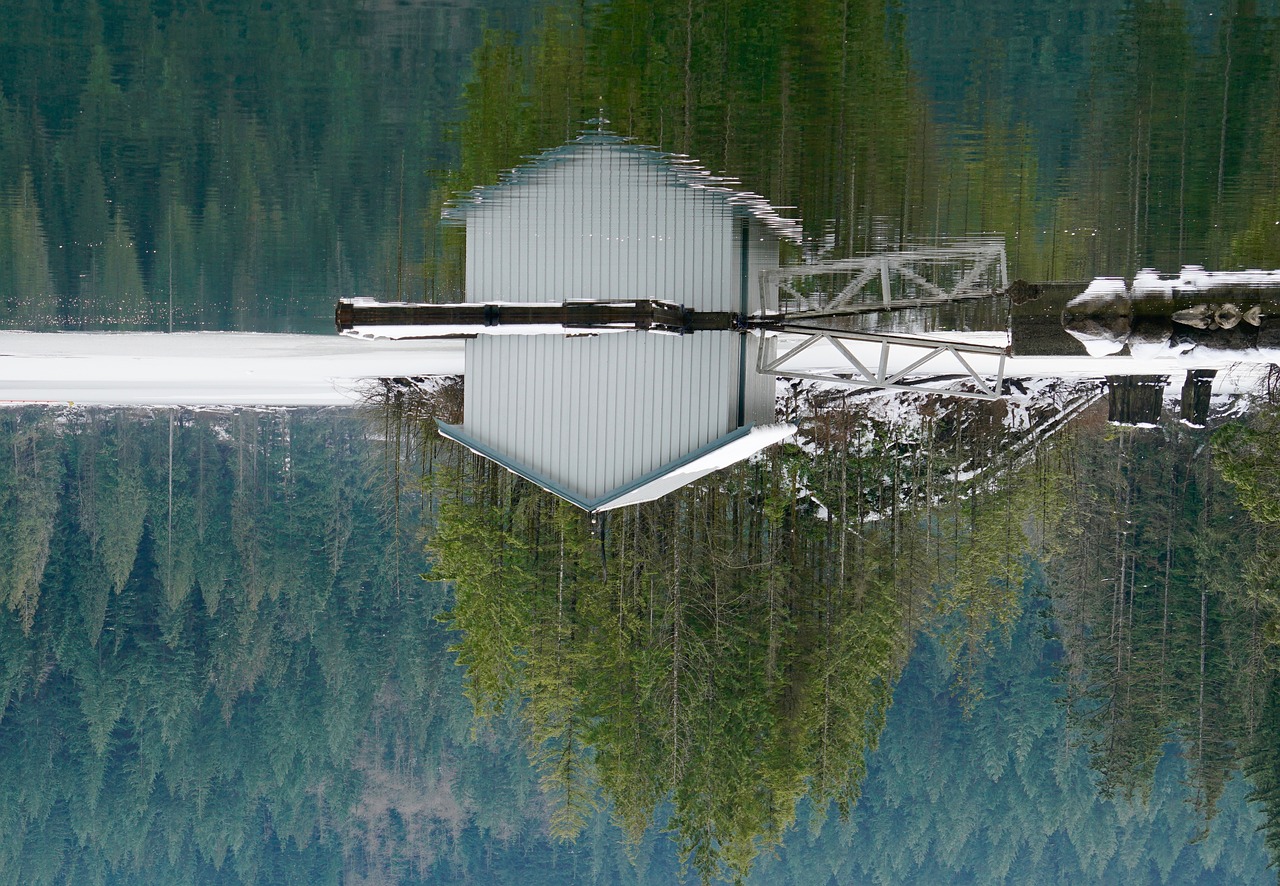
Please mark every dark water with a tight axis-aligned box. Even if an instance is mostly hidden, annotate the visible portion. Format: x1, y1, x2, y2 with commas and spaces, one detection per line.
3, 1, 1280, 884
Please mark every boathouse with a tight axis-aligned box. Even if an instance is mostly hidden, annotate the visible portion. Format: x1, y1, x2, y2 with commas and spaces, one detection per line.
438, 332, 790, 512
436, 129, 800, 511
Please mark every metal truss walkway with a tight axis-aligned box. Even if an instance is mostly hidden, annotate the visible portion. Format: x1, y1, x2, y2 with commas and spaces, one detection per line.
758, 325, 1008, 401
755, 238, 1010, 400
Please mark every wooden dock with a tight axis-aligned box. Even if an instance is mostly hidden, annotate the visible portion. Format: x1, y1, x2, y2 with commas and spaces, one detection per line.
336, 299, 741, 336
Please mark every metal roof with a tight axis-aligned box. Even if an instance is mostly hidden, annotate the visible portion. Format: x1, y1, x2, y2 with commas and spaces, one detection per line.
437, 420, 795, 512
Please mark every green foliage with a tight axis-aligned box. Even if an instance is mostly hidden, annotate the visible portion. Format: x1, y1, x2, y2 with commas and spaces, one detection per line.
1042, 413, 1280, 882
1052, 427, 1225, 804
752, 591, 1271, 885
4, 0, 1280, 881
0, 408, 572, 886
1213, 398, 1280, 866
427, 387, 1079, 882
0, 414, 63, 631
1214, 409, 1280, 525
430, 451, 912, 883
2, 392, 1277, 885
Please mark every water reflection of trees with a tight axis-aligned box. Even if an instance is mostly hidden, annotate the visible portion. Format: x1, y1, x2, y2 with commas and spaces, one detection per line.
9, 0, 1280, 327
429, 0, 1280, 305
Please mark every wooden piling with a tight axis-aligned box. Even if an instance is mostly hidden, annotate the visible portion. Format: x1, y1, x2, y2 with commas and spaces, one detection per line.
1106, 376, 1167, 426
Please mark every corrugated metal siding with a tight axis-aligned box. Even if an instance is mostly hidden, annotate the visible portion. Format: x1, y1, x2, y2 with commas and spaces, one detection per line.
464, 145, 754, 311
463, 331, 754, 501
742, 334, 778, 425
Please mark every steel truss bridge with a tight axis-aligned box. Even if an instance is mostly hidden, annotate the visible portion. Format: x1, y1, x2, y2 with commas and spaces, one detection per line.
757, 325, 1007, 401
755, 238, 1010, 400
337, 238, 1014, 402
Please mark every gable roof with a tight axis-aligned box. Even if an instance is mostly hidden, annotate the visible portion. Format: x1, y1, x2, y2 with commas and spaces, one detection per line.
441, 130, 801, 242
437, 419, 795, 513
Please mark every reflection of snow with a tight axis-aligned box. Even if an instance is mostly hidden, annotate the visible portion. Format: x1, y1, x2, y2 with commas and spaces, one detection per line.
1065, 326, 1127, 357
1065, 277, 1128, 312
0, 332, 464, 406
1133, 266, 1280, 296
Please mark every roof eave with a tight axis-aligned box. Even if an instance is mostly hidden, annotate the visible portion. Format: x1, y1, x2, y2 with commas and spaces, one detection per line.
436, 420, 796, 513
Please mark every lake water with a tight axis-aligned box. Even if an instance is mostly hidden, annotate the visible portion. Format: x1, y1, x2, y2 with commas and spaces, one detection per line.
2, 1, 1280, 883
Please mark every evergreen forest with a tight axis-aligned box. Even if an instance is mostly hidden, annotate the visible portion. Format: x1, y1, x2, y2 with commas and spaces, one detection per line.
3, 0, 1280, 882
2, 386, 1279, 883
416, 376, 1280, 883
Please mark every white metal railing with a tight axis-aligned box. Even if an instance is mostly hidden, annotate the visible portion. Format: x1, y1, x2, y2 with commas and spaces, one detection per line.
759, 326, 1009, 400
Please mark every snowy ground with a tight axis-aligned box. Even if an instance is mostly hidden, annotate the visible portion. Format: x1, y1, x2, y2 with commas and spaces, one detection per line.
0, 332, 464, 406
2, 329, 1274, 407
778, 325, 1272, 376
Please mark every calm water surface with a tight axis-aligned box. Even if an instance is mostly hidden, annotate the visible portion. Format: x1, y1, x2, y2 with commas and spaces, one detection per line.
2, 1, 1280, 883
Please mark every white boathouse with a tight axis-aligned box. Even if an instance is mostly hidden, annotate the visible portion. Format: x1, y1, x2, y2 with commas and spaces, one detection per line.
436, 129, 801, 511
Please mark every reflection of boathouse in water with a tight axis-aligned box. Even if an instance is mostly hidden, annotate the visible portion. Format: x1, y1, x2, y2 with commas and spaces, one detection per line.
437, 130, 800, 511
441, 128, 798, 312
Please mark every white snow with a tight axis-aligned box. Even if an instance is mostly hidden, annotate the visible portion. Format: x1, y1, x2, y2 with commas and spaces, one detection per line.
4, 326, 1275, 408
597, 423, 797, 510
0, 331, 464, 406
1005, 348, 1280, 379
344, 324, 637, 340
